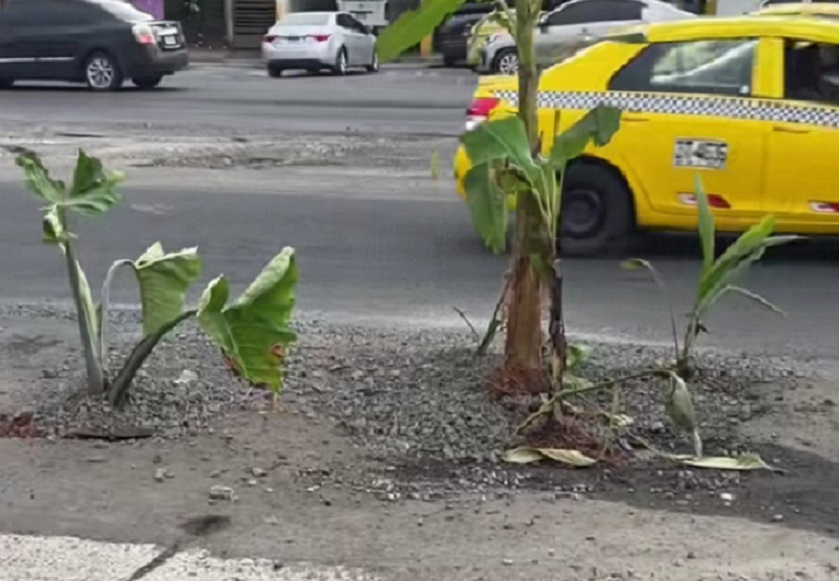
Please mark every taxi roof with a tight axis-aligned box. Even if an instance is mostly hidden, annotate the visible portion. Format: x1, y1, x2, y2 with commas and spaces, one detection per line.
610, 14, 839, 44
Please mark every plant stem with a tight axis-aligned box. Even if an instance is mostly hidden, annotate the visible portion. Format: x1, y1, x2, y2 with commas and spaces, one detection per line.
504, 0, 544, 377
61, 211, 104, 394
99, 259, 131, 378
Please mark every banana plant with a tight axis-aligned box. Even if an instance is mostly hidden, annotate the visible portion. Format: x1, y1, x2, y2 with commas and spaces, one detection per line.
622, 174, 802, 376
17, 151, 298, 409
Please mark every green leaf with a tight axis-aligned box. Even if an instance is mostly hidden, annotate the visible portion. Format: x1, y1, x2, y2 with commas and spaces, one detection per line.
64, 150, 124, 217
42, 207, 66, 243
464, 163, 509, 255
16, 152, 65, 204
694, 174, 715, 277
460, 116, 539, 180
197, 248, 299, 392
548, 106, 622, 169
723, 285, 786, 316
131, 243, 203, 336
376, 0, 468, 63
566, 343, 591, 370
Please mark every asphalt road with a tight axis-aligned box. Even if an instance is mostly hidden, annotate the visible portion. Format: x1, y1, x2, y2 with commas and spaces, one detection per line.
1, 65, 838, 361
0, 64, 475, 137
2, 176, 839, 361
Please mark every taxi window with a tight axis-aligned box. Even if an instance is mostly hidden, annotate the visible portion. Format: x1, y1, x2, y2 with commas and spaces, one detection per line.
609, 38, 758, 97
783, 39, 839, 105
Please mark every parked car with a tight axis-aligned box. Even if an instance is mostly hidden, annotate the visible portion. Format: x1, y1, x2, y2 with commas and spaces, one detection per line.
262, 11, 378, 77
477, 0, 696, 75
464, 0, 573, 68
0, 0, 188, 91
434, 2, 505, 67
456, 13, 839, 254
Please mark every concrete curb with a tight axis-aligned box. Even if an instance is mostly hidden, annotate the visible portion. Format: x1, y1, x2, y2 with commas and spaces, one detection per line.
186, 50, 443, 70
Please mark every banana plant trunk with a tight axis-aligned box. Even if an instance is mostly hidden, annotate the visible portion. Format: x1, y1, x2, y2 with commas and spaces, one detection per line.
505, 0, 545, 378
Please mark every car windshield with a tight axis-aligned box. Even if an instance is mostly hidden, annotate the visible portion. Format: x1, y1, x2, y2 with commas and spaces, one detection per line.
280, 13, 332, 26
85, 0, 154, 22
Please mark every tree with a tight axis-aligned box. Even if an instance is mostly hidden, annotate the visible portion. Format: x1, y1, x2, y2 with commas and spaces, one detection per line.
377, 0, 620, 394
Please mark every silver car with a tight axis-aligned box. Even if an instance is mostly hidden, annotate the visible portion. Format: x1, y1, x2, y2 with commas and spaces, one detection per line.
477, 0, 696, 75
262, 11, 379, 77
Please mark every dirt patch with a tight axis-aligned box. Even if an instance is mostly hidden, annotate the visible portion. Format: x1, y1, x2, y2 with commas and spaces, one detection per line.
0, 309, 838, 580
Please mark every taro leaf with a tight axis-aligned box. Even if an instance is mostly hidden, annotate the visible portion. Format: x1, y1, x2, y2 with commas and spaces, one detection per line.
197, 247, 298, 392
460, 116, 539, 181
130, 243, 202, 336
66, 149, 124, 217
16, 152, 65, 204
537, 448, 598, 467
694, 174, 715, 276
548, 106, 622, 169
679, 454, 778, 472
501, 447, 544, 464
464, 162, 509, 255
376, 0, 468, 63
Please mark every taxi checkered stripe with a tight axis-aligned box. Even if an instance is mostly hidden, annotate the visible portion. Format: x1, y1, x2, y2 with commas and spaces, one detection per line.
492, 89, 839, 129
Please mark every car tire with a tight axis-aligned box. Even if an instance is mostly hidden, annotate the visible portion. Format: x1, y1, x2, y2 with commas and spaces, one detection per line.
442, 54, 457, 67
132, 75, 162, 90
333, 48, 348, 75
84, 51, 123, 92
268, 64, 283, 78
558, 162, 634, 257
366, 50, 379, 73
493, 48, 519, 75
0, 78, 14, 89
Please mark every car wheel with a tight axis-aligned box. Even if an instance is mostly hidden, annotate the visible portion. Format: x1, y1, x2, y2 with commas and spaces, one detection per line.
493, 49, 519, 75
132, 75, 162, 89
366, 50, 379, 73
558, 163, 634, 256
268, 64, 283, 78
84, 51, 123, 91
333, 48, 348, 75
442, 54, 457, 67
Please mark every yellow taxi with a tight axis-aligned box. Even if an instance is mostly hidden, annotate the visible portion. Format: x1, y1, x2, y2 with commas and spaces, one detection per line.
454, 14, 839, 255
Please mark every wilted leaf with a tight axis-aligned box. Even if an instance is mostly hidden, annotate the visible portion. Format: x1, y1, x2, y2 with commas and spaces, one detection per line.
501, 447, 545, 464
131, 243, 203, 336
664, 373, 696, 433
461, 116, 539, 181
376, 0, 468, 63
549, 106, 621, 169
537, 448, 598, 467
464, 163, 508, 255
16, 152, 65, 204
198, 247, 299, 392
679, 454, 776, 471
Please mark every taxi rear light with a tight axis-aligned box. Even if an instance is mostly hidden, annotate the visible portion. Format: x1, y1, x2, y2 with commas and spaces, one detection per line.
131, 24, 156, 45
465, 97, 500, 131
678, 193, 730, 209
810, 201, 839, 213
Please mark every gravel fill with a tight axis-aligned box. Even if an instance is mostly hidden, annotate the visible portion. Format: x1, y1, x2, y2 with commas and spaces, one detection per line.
0, 303, 819, 462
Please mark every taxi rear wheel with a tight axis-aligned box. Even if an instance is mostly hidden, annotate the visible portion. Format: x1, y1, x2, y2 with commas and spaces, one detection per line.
559, 163, 633, 256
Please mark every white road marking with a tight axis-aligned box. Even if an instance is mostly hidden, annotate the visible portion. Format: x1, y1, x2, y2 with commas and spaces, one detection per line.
0, 533, 381, 581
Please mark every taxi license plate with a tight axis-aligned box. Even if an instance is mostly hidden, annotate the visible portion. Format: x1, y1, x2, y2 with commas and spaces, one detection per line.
163, 36, 177, 46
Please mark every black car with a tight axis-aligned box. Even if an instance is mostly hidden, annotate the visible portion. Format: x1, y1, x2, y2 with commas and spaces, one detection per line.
0, 0, 189, 91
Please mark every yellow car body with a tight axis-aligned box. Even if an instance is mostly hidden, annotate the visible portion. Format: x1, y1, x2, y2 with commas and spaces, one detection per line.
454, 14, 839, 253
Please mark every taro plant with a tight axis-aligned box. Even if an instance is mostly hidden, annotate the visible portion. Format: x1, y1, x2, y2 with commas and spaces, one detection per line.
378, 0, 621, 396
17, 150, 298, 409
622, 175, 801, 376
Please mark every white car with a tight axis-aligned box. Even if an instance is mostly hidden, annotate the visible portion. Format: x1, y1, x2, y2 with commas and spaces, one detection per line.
477, 0, 696, 75
262, 11, 379, 77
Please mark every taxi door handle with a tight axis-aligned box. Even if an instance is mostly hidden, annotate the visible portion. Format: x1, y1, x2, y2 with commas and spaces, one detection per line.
773, 124, 811, 134
623, 114, 650, 123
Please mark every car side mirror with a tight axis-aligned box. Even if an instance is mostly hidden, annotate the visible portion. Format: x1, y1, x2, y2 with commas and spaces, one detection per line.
538, 19, 549, 33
